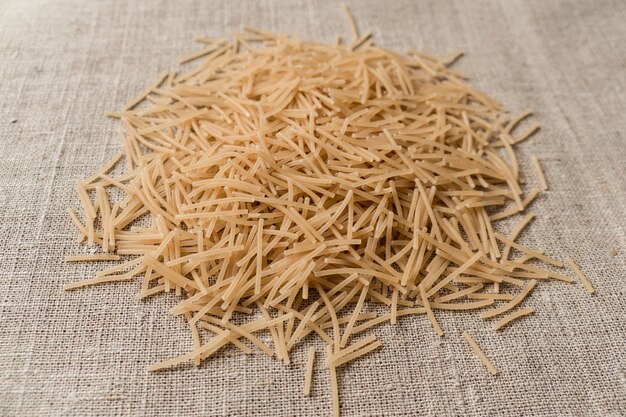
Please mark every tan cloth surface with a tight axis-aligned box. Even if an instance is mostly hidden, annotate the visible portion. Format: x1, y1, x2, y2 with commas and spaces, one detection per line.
1, 0, 625, 416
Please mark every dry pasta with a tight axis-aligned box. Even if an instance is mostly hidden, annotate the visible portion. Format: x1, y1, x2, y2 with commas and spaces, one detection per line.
63, 6, 595, 416
462, 331, 498, 375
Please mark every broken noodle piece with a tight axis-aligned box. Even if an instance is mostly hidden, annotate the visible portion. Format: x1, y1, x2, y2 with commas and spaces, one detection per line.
462, 331, 498, 375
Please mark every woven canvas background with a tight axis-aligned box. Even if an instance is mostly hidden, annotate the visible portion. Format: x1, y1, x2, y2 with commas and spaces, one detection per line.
1, 0, 625, 416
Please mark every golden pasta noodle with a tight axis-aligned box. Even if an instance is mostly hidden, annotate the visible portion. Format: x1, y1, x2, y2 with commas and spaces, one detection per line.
462, 331, 498, 375
303, 346, 315, 396
566, 257, 595, 294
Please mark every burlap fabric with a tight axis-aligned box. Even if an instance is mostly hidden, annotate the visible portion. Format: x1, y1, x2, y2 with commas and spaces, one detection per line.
1, 0, 624, 416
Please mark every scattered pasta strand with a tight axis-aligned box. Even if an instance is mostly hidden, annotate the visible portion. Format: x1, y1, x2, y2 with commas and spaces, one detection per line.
342, 3, 359, 40
566, 257, 595, 294
328, 345, 340, 417
65, 254, 121, 262
304, 347, 315, 396
462, 331, 498, 375
122, 71, 168, 111
420, 285, 443, 337
480, 280, 537, 319
63, 271, 138, 290
493, 307, 535, 331
531, 155, 548, 191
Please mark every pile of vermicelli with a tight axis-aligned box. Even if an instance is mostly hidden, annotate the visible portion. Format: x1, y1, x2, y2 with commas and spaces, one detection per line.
65, 10, 594, 416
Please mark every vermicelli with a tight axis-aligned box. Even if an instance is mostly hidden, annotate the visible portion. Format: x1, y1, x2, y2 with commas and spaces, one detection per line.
63, 6, 595, 416
304, 346, 315, 396
566, 257, 595, 294
493, 307, 535, 331
462, 331, 498, 375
